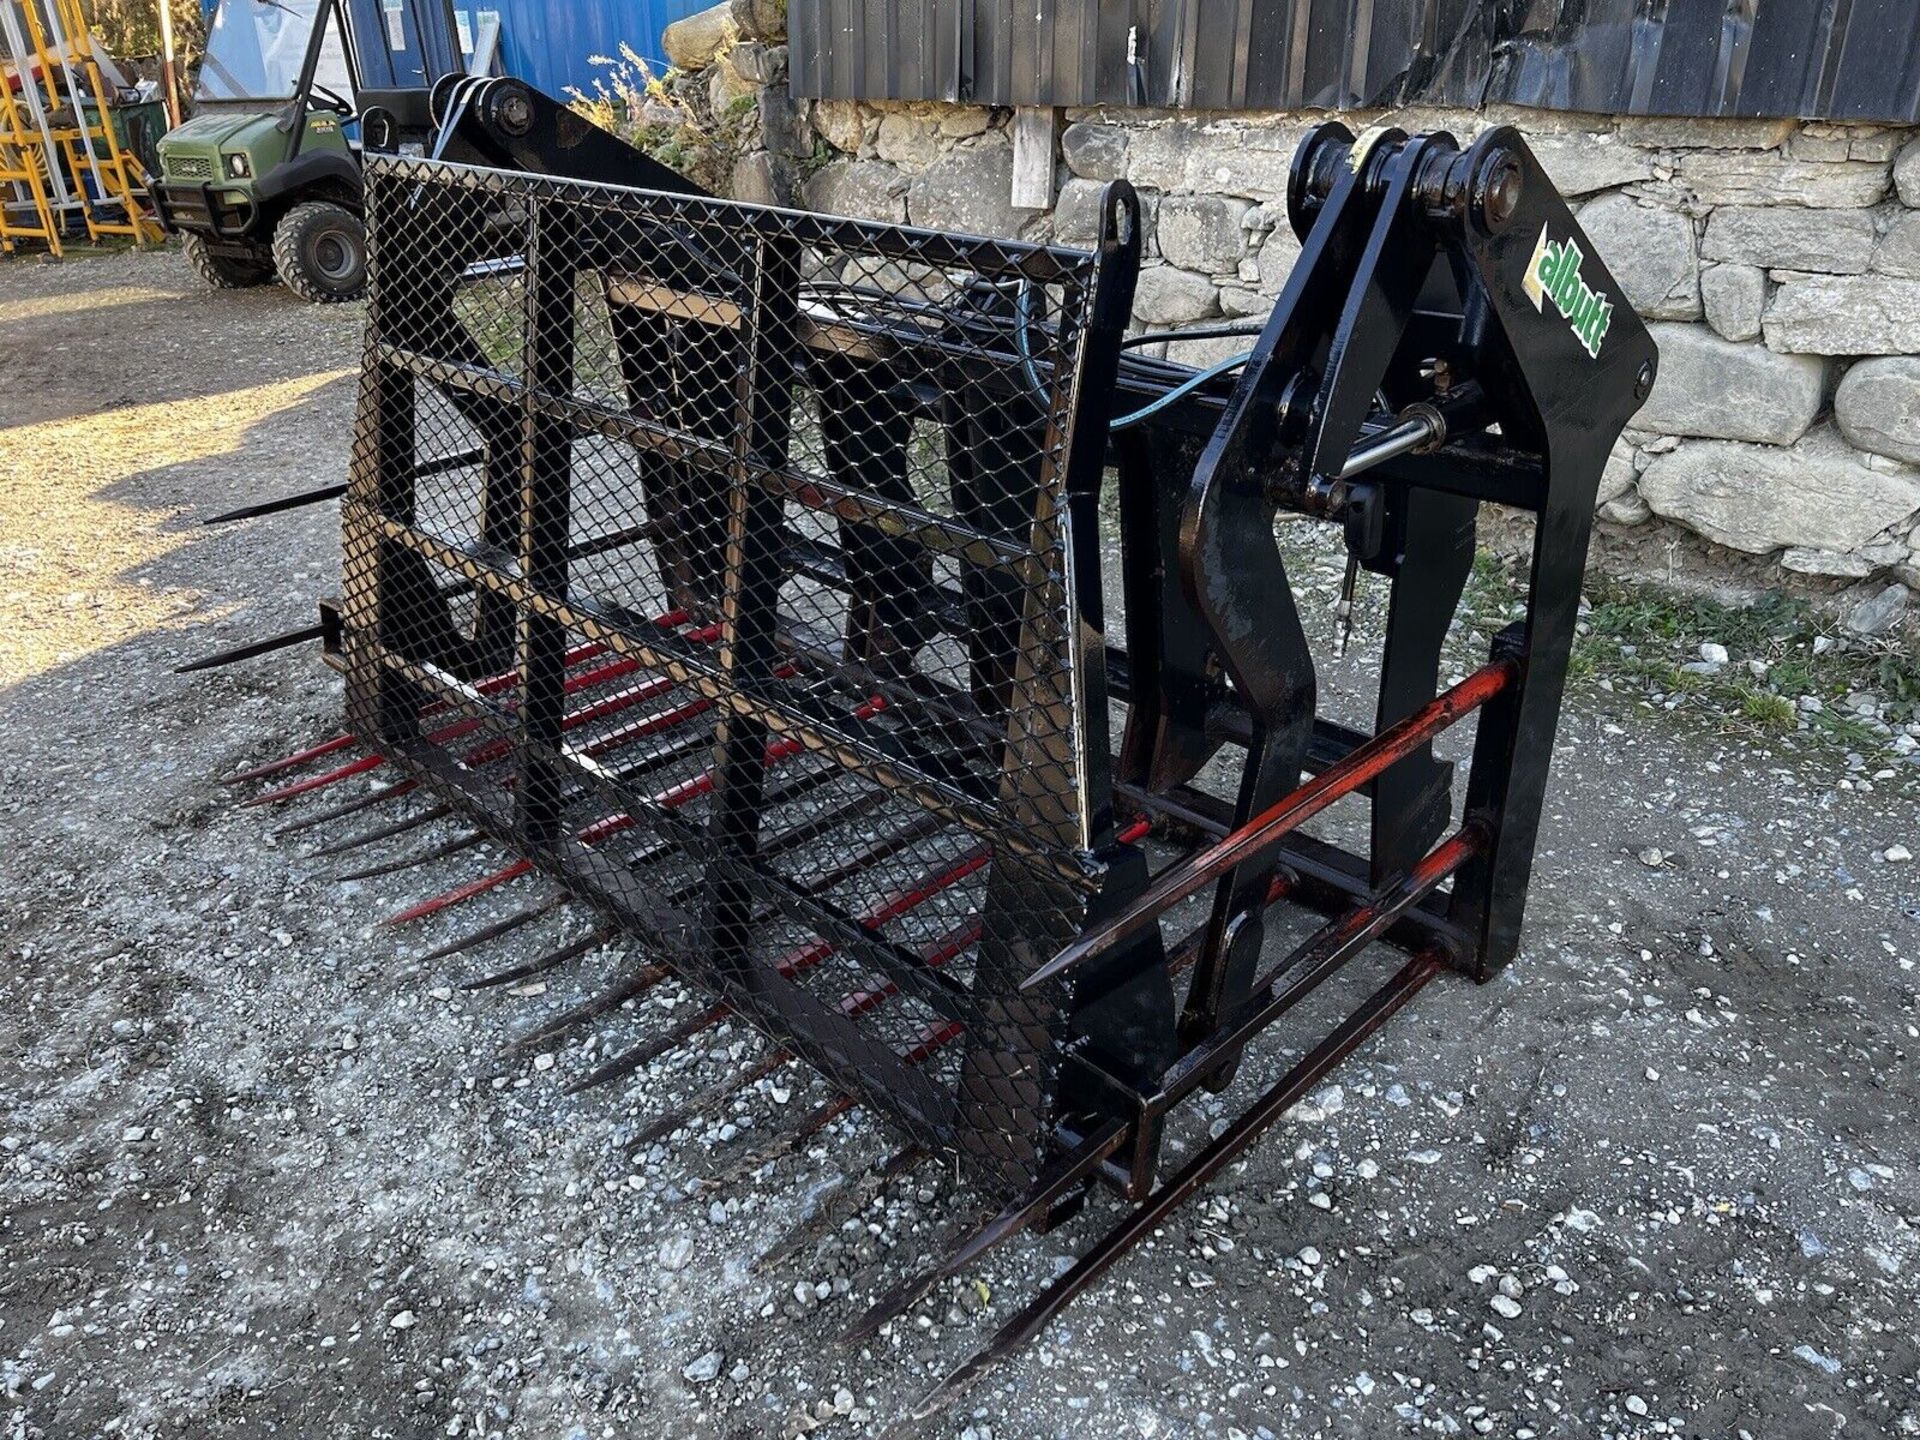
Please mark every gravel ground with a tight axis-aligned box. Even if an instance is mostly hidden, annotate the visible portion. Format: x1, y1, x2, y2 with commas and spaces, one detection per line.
3, 248, 1919, 1440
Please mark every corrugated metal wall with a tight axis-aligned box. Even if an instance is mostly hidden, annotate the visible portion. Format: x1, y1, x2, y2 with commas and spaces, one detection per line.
788, 0, 1920, 125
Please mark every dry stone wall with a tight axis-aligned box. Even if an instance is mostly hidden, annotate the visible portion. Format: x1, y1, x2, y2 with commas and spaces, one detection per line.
707, 2, 1920, 601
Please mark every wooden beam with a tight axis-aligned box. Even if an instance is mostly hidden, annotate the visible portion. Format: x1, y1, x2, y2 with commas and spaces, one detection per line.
1010, 106, 1058, 211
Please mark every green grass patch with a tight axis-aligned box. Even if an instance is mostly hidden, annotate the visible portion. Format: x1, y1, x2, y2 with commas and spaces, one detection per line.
1570, 569, 1918, 763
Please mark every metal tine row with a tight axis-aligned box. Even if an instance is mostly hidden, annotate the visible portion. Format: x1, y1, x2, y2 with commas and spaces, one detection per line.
827, 829, 1481, 1425
374, 669, 758, 925
229, 601, 701, 798
894, 956, 1446, 1431
698, 1019, 963, 1197
463, 926, 617, 992
198, 446, 486, 529
627, 885, 981, 1151
672, 815, 1160, 1258
273, 778, 423, 838
496, 767, 870, 1066
175, 624, 328, 675
312, 802, 455, 859
250, 629, 707, 814
564, 801, 962, 1093
663, 859, 1068, 1201
749, 835, 1213, 1280
225, 602, 1342, 1419
706, 814, 1201, 1340
373, 641, 891, 927
478, 768, 867, 1061
335, 828, 486, 884
416, 895, 567, 966
238, 635, 621, 802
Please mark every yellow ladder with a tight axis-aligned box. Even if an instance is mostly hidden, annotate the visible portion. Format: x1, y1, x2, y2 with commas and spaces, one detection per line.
13, 0, 160, 248
0, 14, 61, 255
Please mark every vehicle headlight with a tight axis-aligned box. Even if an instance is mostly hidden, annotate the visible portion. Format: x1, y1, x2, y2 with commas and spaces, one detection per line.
225, 153, 250, 178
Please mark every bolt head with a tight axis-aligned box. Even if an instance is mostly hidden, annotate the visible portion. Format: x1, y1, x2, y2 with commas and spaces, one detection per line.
1480, 153, 1524, 230
496, 90, 534, 137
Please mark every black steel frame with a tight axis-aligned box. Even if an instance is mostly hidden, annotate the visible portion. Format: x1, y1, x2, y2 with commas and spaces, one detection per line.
214, 96, 1656, 1417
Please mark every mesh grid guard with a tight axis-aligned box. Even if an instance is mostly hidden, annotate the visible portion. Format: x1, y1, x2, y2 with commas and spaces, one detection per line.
340, 156, 1142, 1194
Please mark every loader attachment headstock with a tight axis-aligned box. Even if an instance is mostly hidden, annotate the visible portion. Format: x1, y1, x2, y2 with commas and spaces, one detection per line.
206, 116, 1653, 1418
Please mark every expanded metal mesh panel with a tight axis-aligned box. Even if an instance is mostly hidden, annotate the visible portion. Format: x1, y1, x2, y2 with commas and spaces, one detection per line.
340, 156, 1135, 1193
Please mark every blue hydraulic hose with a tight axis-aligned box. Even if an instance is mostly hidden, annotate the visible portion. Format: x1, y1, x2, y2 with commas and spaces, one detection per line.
1012, 282, 1252, 431
1014, 282, 1047, 397
1109, 351, 1253, 431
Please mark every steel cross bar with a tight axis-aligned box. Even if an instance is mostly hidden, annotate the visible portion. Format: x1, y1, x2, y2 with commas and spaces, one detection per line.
1156, 824, 1483, 1109
1023, 659, 1517, 989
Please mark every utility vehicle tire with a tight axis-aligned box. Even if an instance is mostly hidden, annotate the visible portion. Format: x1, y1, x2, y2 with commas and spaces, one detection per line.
182, 233, 274, 289
273, 201, 367, 303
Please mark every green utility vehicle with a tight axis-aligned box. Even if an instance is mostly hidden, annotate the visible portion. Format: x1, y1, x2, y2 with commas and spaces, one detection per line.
152, 0, 442, 302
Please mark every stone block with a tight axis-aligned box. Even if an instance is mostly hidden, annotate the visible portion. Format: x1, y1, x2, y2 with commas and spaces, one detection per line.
1787, 126, 1856, 163
1700, 205, 1875, 273
1781, 547, 1875, 578
1673, 151, 1889, 208
1254, 226, 1301, 295
1600, 489, 1653, 525
1874, 211, 1920, 279
802, 160, 907, 224
728, 0, 786, 41
730, 41, 787, 86
1637, 427, 1920, 554
1157, 194, 1252, 274
1577, 194, 1700, 320
875, 110, 944, 170
938, 108, 992, 139
1219, 286, 1271, 318
1132, 266, 1220, 326
1164, 333, 1252, 369
1845, 583, 1910, 635
1615, 116, 1795, 150
1183, 125, 1305, 199
1849, 130, 1908, 163
708, 53, 758, 110
664, 3, 734, 70
731, 151, 795, 208
1050, 177, 1107, 247
1701, 263, 1766, 342
1835, 357, 1920, 464
1527, 132, 1657, 197
906, 138, 1027, 237
1897, 136, 1920, 207
1062, 123, 1128, 181
755, 92, 811, 158
1596, 436, 1637, 507
1765, 274, 1920, 354
811, 99, 865, 155
1634, 323, 1826, 445
1127, 122, 1197, 191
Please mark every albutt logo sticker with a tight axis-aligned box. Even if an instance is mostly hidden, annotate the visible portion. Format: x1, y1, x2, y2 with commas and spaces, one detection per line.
1522, 225, 1613, 360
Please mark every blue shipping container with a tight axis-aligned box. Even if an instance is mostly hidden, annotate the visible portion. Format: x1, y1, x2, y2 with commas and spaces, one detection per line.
198, 0, 712, 104
452, 0, 711, 101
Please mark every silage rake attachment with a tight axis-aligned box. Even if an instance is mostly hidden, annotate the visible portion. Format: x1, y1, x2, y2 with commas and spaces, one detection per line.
209, 119, 1654, 1422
